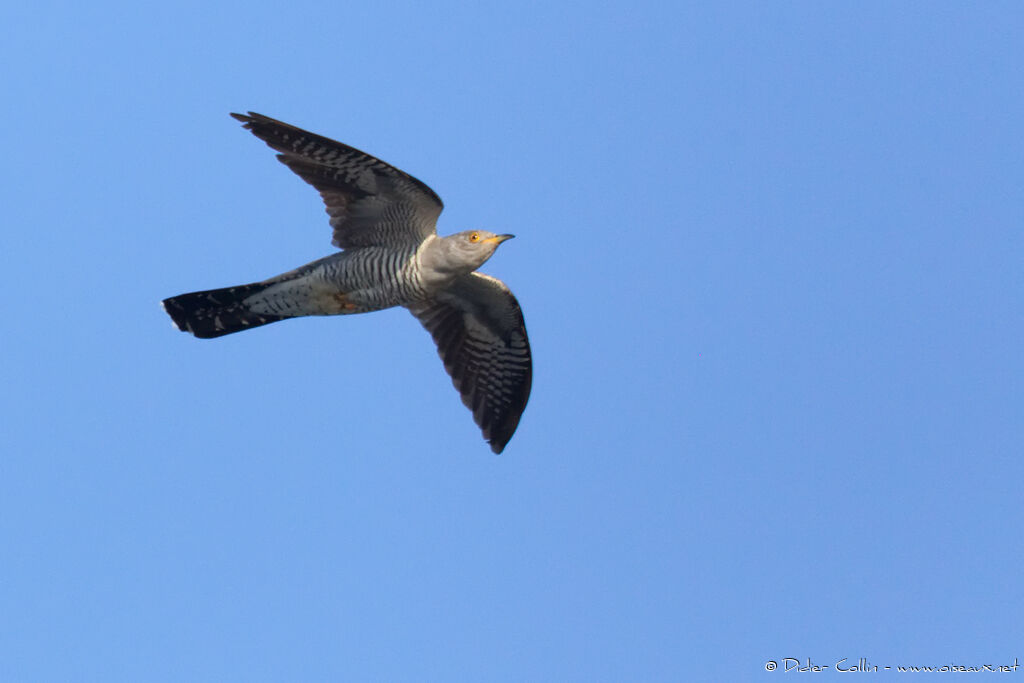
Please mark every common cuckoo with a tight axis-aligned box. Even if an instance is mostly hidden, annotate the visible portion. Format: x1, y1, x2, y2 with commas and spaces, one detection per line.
162, 112, 531, 453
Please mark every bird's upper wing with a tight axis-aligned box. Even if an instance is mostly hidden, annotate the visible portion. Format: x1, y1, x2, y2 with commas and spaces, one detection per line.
408, 273, 532, 454
231, 112, 443, 249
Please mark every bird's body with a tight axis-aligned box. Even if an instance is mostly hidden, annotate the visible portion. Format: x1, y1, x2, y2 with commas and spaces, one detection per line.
163, 113, 531, 453
251, 241, 441, 319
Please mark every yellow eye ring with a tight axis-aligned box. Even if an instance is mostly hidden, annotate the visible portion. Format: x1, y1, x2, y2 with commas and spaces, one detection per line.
468, 232, 480, 243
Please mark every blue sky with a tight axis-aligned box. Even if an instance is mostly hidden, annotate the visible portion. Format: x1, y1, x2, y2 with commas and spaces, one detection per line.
2, 1, 1022, 680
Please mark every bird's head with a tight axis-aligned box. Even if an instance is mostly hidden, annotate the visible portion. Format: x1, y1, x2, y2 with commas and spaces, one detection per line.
440, 230, 515, 272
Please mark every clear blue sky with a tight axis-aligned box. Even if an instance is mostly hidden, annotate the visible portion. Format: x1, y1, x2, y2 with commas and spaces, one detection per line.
2, 1, 1021, 680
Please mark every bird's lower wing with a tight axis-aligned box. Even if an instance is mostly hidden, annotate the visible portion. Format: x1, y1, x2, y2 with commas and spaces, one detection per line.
408, 273, 532, 453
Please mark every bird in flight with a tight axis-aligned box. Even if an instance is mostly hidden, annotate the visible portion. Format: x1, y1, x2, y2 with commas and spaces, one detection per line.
162, 112, 531, 453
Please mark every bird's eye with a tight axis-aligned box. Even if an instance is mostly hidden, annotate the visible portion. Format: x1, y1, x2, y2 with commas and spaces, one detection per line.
468, 232, 480, 243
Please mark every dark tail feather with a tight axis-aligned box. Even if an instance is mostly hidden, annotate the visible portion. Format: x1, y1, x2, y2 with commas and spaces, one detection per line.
162, 282, 288, 338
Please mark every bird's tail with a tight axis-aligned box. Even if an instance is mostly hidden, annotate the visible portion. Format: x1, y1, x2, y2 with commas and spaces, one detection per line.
162, 282, 289, 338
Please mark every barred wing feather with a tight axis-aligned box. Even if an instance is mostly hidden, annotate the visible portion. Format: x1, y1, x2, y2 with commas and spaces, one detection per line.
408, 273, 532, 454
231, 112, 442, 249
